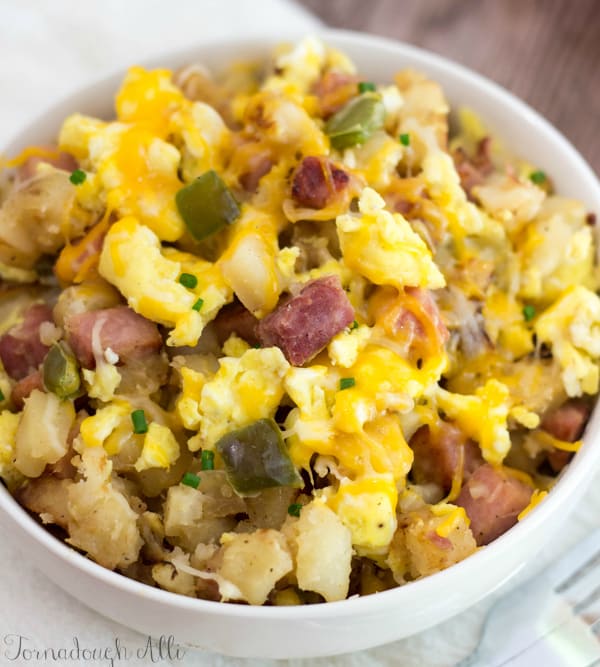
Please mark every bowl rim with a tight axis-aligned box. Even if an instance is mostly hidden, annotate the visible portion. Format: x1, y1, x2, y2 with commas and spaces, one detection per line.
2, 26, 600, 621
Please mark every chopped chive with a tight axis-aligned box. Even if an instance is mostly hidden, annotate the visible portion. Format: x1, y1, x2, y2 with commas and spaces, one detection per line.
131, 409, 148, 434
523, 305, 536, 322
287, 503, 302, 517
0, 389, 4, 402
201, 450, 214, 470
350, 320, 359, 330
252, 343, 261, 349
399, 133, 411, 146
530, 170, 546, 185
181, 472, 201, 489
358, 81, 376, 94
179, 273, 198, 289
69, 169, 87, 185
192, 298, 204, 312
339, 377, 356, 391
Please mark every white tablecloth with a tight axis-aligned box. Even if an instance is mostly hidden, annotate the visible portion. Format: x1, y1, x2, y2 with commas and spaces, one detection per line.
1, 1, 599, 665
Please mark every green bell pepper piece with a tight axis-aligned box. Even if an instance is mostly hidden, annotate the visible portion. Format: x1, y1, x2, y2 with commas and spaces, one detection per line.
325, 92, 386, 151
175, 170, 240, 241
215, 418, 302, 495
43, 343, 80, 399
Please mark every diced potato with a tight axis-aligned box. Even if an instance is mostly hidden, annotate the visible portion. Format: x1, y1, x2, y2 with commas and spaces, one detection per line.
0, 171, 92, 269
217, 529, 293, 605
163, 479, 244, 551
152, 562, 196, 597
387, 508, 477, 582
284, 500, 352, 602
15, 390, 75, 478
67, 447, 142, 570
17, 476, 73, 528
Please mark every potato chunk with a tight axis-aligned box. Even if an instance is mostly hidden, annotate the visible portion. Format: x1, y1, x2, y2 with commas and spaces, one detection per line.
387, 506, 477, 582
286, 501, 352, 602
15, 390, 75, 478
217, 529, 293, 605
67, 447, 142, 570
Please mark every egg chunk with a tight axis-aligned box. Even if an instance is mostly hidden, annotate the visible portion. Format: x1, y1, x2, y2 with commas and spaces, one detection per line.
336, 188, 445, 290
195, 347, 290, 448
99, 216, 231, 347
535, 286, 600, 397
60, 66, 231, 241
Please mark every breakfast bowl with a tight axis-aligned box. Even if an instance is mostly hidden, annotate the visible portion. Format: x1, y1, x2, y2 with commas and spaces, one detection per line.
0, 29, 599, 659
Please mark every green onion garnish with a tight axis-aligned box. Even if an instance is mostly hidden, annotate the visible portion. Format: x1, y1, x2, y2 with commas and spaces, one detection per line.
530, 170, 546, 185
201, 450, 215, 471
192, 298, 204, 312
181, 472, 201, 489
179, 273, 198, 289
350, 320, 359, 330
339, 377, 356, 391
131, 409, 148, 434
69, 169, 87, 185
523, 305, 536, 322
399, 133, 411, 146
358, 81, 376, 94
288, 503, 302, 517
0, 389, 4, 402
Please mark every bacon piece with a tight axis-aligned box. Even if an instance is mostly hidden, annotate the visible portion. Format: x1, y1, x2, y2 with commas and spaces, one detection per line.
455, 464, 532, 546
17, 146, 78, 183
11, 369, 44, 409
212, 300, 259, 346
312, 71, 359, 118
64, 306, 162, 369
257, 275, 354, 366
410, 422, 483, 492
291, 156, 351, 210
541, 399, 590, 442
0, 303, 53, 380
452, 137, 493, 200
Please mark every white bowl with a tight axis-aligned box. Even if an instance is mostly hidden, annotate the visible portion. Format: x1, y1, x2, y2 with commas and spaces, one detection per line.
2, 29, 600, 660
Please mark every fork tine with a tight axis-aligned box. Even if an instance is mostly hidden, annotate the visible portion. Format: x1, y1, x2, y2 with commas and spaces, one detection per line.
556, 551, 600, 593
544, 528, 600, 590
574, 582, 600, 614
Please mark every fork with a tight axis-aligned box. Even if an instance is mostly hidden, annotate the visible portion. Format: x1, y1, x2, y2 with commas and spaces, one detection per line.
459, 528, 600, 667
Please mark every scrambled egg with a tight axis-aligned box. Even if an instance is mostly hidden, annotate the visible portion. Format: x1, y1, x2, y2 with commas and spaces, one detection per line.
337, 188, 445, 289
535, 286, 600, 396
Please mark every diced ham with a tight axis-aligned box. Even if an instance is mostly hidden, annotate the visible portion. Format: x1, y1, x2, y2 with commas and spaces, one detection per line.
541, 399, 590, 442
541, 399, 590, 474
11, 369, 44, 409
257, 275, 354, 366
64, 306, 162, 369
312, 71, 359, 118
452, 137, 494, 200
0, 303, 53, 380
291, 156, 351, 210
455, 464, 532, 546
547, 449, 572, 474
410, 422, 484, 492
17, 145, 78, 183
212, 300, 259, 346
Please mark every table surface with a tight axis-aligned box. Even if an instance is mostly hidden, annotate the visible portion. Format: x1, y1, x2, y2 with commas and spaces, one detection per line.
299, 0, 600, 176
